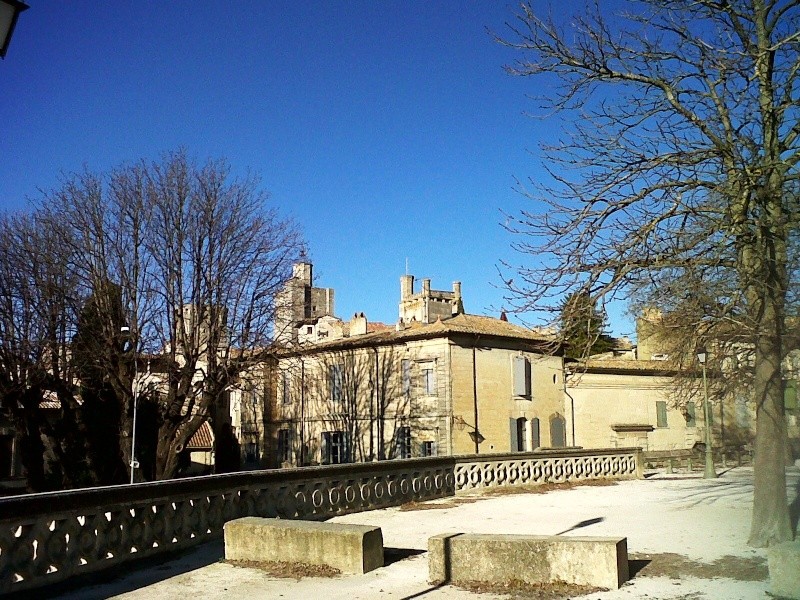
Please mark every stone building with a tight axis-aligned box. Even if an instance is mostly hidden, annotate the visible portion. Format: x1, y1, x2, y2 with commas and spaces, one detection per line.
264, 267, 565, 467
565, 358, 704, 451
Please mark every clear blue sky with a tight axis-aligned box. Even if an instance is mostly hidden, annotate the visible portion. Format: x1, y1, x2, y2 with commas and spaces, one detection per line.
0, 1, 635, 338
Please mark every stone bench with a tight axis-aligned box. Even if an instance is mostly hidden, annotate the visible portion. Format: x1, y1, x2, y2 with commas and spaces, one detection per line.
429, 533, 629, 590
224, 517, 384, 574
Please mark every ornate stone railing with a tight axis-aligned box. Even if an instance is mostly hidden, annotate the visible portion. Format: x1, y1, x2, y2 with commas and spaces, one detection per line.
0, 447, 641, 595
454, 447, 642, 491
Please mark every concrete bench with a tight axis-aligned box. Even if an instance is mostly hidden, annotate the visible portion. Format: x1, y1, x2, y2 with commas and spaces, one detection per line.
429, 533, 628, 590
224, 517, 384, 574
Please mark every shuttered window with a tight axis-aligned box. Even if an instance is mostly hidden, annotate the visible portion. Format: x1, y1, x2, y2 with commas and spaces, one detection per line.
512, 356, 531, 398
656, 401, 668, 428
401, 359, 411, 395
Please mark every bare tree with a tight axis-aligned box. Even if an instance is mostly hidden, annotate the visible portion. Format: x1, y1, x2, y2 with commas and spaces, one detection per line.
498, 1, 799, 546
0, 150, 304, 483
0, 211, 100, 489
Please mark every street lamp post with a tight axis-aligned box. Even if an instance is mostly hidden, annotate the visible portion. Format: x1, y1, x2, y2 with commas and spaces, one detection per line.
696, 349, 717, 479
0, 0, 28, 59
121, 325, 140, 483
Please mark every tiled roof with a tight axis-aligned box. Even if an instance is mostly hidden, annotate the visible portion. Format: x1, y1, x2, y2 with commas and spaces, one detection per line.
281, 313, 555, 354
421, 313, 553, 341
187, 421, 214, 449
569, 358, 679, 375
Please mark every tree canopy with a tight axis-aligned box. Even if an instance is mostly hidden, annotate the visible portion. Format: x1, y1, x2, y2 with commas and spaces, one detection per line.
0, 150, 304, 487
499, 0, 799, 546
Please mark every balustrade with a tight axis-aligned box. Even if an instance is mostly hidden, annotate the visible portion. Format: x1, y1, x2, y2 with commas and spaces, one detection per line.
0, 447, 640, 595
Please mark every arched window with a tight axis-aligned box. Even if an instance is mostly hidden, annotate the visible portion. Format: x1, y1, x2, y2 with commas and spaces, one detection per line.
550, 413, 566, 447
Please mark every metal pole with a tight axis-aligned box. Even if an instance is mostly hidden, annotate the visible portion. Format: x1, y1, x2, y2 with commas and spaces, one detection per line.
702, 362, 717, 479
130, 349, 139, 484
472, 343, 480, 455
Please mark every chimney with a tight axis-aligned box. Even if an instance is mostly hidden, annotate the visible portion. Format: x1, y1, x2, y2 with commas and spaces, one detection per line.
422, 278, 431, 297
400, 274, 414, 300
350, 312, 368, 336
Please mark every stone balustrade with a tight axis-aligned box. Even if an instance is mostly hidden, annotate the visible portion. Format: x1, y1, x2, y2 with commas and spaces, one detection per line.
0, 447, 641, 595
455, 447, 643, 491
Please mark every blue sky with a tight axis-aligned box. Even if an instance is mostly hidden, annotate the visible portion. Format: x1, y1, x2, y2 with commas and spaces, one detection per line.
0, 1, 635, 337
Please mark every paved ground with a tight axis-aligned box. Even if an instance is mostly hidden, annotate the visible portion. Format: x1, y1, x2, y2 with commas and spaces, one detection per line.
50, 466, 800, 600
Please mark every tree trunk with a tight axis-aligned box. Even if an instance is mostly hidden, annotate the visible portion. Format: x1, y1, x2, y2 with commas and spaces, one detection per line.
155, 422, 181, 480
748, 295, 793, 546
119, 398, 135, 481
18, 413, 48, 492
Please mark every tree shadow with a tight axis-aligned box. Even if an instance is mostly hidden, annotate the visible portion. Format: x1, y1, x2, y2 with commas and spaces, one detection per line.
23, 539, 225, 600
553, 516, 604, 535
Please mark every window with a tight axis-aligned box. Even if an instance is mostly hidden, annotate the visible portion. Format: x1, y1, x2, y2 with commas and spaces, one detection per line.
422, 363, 436, 396
306, 326, 313, 334
512, 356, 531, 398
397, 426, 412, 459
245, 442, 258, 463
329, 364, 343, 402
685, 402, 696, 427
321, 430, 348, 464
281, 371, 291, 404
786, 380, 798, 411
512, 417, 527, 451
421, 440, 436, 457
656, 401, 668, 428
277, 429, 290, 464
401, 359, 411, 395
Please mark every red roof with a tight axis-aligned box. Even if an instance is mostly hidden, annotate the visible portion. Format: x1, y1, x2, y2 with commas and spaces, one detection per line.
186, 421, 214, 449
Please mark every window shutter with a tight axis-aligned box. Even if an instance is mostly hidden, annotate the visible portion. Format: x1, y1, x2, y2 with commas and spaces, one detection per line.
513, 356, 531, 397
321, 432, 330, 464
656, 401, 668, 428
402, 359, 411, 395
685, 403, 696, 427
531, 417, 540, 449
510, 418, 519, 452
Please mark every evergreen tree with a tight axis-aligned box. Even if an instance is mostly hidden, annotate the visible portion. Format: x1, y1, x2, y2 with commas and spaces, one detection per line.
559, 291, 615, 359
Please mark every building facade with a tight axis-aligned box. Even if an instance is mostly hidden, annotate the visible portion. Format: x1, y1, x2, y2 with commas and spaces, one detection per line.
264, 267, 566, 467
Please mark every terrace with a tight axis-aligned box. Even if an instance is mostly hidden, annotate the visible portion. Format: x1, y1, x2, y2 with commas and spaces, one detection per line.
3, 450, 798, 599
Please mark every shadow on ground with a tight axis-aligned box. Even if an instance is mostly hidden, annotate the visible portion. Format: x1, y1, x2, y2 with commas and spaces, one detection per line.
35, 540, 226, 600
384, 547, 425, 566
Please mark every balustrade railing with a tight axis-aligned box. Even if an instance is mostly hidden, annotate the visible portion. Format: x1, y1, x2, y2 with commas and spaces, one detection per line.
454, 447, 642, 491
0, 447, 641, 595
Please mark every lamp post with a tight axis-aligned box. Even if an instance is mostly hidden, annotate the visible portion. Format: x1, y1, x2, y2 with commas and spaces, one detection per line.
121, 325, 140, 483
0, 0, 28, 59
696, 348, 717, 479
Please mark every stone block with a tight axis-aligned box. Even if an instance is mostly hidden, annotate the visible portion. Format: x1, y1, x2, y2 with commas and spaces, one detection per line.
768, 540, 800, 599
429, 533, 628, 590
224, 517, 383, 574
